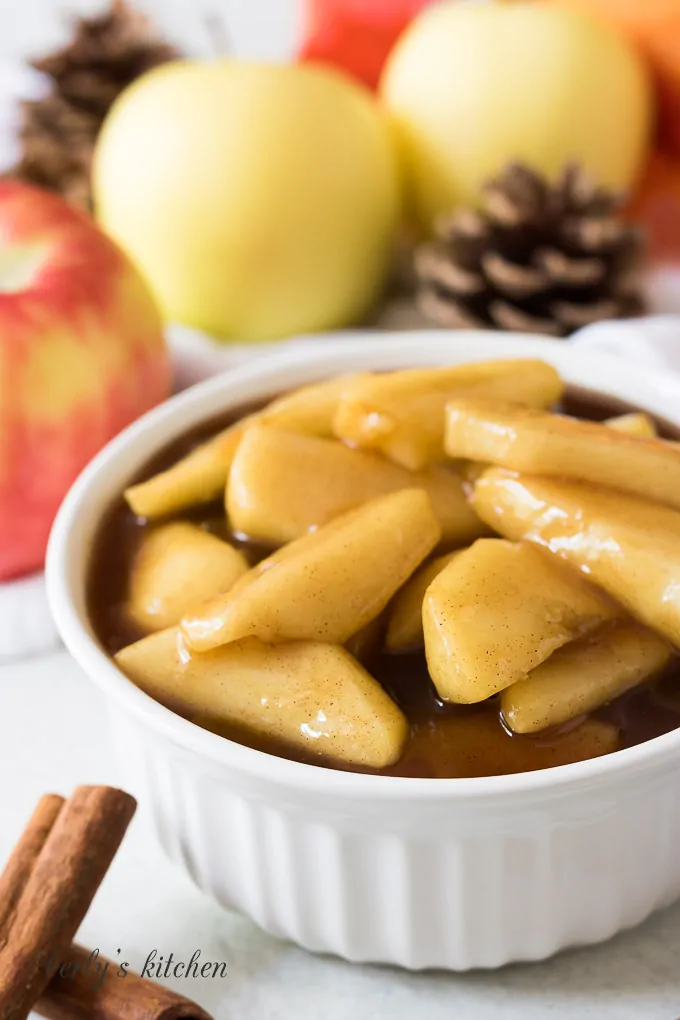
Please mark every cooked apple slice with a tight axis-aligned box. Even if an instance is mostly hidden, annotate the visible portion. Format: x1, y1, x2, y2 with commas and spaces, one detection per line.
423, 538, 616, 704
125, 374, 361, 519
605, 412, 657, 438
125, 422, 247, 519
115, 630, 408, 768
259, 372, 367, 435
333, 359, 563, 470
416, 464, 491, 548
227, 424, 404, 543
391, 713, 619, 778
445, 399, 680, 510
452, 412, 654, 492
386, 551, 461, 653
501, 623, 671, 734
227, 424, 485, 546
126, 522, 248, 632
473, 470, 680, 647
182, 488, 441, 651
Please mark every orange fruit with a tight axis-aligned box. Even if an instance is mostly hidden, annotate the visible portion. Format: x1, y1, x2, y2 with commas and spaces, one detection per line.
547, 0, 680, 154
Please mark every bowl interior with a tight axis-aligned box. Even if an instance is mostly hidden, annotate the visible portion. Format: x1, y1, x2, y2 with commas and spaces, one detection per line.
45, 330, 680, 801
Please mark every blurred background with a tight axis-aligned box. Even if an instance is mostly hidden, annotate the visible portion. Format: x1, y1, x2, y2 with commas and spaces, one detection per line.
0, 0, 302, 62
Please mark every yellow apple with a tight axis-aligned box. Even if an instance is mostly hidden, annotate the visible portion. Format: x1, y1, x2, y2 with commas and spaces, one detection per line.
381, 1, 652, 230
94, 60, 402, 342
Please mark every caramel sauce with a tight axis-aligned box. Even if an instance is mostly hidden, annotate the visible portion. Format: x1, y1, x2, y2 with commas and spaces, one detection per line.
86, 387, 680, 778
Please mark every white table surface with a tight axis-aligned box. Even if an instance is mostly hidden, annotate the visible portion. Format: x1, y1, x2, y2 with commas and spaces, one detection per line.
0, 649, 679, 1020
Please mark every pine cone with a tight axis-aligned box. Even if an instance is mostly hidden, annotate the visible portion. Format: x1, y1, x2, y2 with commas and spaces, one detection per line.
415, 162, 645, 337
8, 0, 180, 210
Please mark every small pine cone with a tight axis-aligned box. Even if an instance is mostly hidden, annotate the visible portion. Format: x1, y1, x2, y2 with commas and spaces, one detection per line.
415, 162, 646, 337
10, 97, 97, 200
7, 0, 180, 210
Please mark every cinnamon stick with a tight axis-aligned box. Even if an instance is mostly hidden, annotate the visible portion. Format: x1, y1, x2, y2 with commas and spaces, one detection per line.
0, 786, 136, 1020
0, 795, 65, 947
0, 789, 214, 1020
35, 943, 214, 1020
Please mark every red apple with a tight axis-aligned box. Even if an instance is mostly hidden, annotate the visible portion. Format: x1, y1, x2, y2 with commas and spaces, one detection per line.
628, 147, 680, 264
0, 181, 170, 581
299, 0, 433, 90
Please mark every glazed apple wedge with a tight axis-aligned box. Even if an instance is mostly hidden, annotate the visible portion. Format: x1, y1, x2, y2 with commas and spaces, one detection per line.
125, 422, 247, 519
445, 399, 680, 510
125, 373, 363, 519
423, 538, 617, 703
386, 551, 461, 653
333, 359, 563, 470
227, 424, 486, 546
116, 631, 408, 768
258, 372, 368, 434
501, 622, 671, 735
182, 488, 441, 651
456, 412, 659, 491
472, 470, 680, 647
127, 522, 248, 632
605, 412, 657, 438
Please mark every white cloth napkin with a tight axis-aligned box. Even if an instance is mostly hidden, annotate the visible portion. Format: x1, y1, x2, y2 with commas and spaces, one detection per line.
3, 313, 680, 661
571, 314, 680, 369
170, 310, 680, 380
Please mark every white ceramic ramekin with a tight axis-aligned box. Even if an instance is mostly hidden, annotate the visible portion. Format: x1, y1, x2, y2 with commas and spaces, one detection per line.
46, 332, 680, 970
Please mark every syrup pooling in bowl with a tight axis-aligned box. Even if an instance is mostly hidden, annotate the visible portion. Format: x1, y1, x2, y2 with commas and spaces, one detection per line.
87, 386, 680, 778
